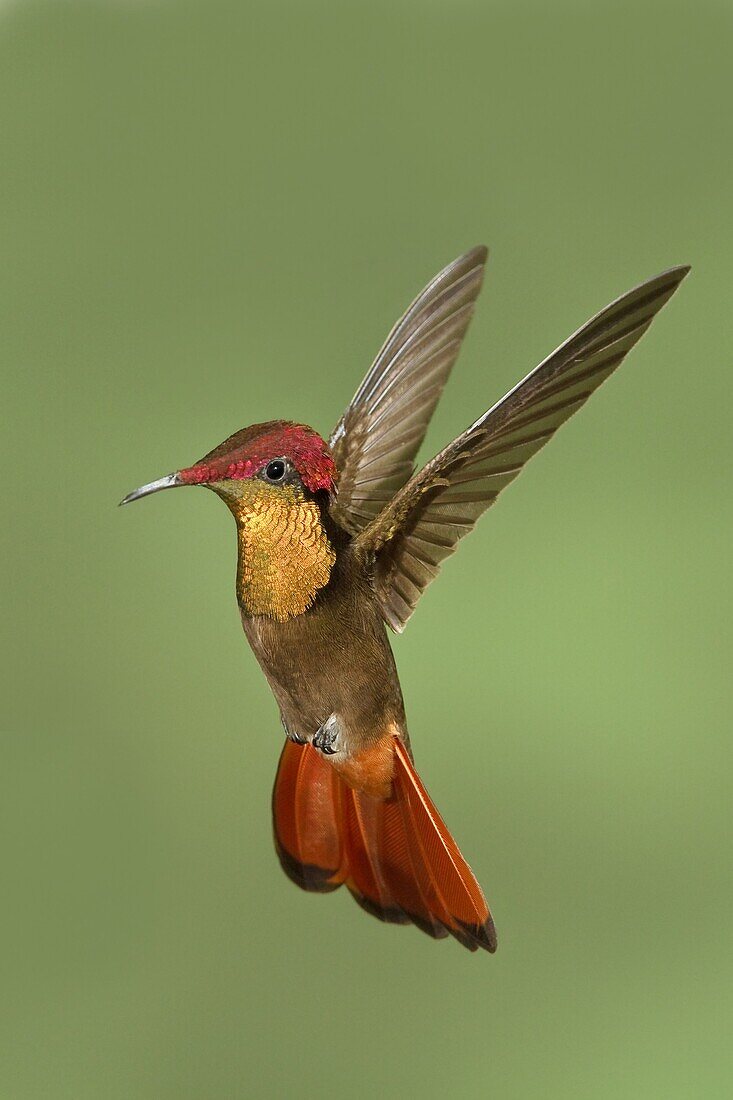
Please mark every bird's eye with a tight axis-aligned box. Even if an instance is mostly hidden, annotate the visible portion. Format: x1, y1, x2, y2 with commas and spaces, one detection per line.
264, 459, 286, 483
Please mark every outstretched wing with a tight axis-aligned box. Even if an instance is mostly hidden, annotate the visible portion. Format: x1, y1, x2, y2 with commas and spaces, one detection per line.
328, 246, 488, 535
355, 265, 690, 632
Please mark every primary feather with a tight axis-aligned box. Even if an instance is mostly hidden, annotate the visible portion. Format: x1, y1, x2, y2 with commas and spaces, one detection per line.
329, 246, 488, 535
346, 261, 690, 630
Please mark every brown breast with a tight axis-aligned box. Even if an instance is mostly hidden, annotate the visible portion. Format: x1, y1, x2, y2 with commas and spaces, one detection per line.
241, 547, 407, 760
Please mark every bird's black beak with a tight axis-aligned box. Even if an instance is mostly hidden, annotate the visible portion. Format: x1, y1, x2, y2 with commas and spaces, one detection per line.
119, 472, 184, 506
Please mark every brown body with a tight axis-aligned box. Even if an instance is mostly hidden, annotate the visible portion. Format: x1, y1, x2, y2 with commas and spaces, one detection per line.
216, 472, 408, 798
121, 247, 689, 952
241, 541, 407, 799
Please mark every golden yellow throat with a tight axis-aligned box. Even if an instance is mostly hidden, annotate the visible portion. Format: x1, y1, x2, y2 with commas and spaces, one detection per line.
215, 481, 336, 620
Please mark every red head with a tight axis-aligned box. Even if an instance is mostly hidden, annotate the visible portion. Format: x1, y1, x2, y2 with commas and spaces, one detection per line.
120, 420, 338, 505
179, 421, 337, 494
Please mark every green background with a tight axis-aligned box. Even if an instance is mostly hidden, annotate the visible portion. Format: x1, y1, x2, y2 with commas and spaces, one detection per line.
3, 1, 731, 1097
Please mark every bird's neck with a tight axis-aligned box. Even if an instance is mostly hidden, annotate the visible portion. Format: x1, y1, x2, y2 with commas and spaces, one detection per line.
230, 487, 337, 621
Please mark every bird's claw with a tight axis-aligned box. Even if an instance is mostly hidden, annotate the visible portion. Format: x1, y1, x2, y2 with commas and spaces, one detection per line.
281, 716, 307, 744
313, 715, 341, 755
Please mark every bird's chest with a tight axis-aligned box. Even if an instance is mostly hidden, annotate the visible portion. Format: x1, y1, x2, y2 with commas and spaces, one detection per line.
234, 492, 336, 620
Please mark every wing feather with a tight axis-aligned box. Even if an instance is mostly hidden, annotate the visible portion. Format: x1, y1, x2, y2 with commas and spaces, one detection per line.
329, 247, 488, 534
355, 265, 690, 631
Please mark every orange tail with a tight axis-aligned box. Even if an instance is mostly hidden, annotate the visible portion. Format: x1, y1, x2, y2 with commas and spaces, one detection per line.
272, 738, 496, 952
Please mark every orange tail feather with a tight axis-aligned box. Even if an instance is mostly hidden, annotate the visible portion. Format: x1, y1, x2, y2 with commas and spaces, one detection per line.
272, 738, 496, 952
272, 738, 346, 892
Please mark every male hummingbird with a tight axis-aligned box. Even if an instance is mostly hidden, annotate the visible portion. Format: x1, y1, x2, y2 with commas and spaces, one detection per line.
121, 248, 688, 952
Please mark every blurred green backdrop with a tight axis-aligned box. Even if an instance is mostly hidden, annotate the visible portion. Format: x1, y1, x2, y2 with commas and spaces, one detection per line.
2, 1, 731, 1097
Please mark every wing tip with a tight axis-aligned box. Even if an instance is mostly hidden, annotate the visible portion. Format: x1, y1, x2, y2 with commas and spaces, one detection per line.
633, 262, 692, 302
467, 243, 489, 264
664, 262, 691, 280
448, 244, 489, 276
653, 262, 692, 291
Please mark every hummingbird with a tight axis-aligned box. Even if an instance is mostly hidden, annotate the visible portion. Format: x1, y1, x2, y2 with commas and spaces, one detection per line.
121, 247, 688, 952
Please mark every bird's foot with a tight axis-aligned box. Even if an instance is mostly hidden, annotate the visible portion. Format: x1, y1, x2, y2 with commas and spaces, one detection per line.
281, 716, 307, 745
313, 714, 341, 755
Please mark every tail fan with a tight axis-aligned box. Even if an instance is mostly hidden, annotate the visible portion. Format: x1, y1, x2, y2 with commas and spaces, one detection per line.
272, 737, 496, 953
